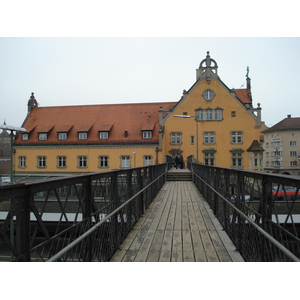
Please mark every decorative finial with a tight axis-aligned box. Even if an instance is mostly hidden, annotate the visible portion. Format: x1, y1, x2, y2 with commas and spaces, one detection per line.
246, 66, 249, 78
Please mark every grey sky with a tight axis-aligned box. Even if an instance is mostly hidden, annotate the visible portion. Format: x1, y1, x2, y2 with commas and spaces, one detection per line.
1, 37, 299, 129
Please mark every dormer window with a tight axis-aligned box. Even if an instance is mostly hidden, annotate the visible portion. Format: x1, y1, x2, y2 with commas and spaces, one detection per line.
78, 132, 88, 140
22, 133, 29, 141
39, 133, 47, 141
37, 125, 53, 141
58, 132, 67, 140
99, 132, 109, 140
143, 131, 152, 139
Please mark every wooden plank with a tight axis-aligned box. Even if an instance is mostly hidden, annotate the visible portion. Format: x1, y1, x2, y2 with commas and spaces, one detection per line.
171, 230, 183, 262
173, 184, 182, 231
109, 229, 139, 262
148, 184, 172, 231
209, 230, 232, 262
206, 250, 220, 262
120, 229, 148, 262
157, 184, 174, 231
134, 230, 155, 262
146, 230, 164, 262
190, 229, 204, 252
194, 251, 208, 262
159, 230, 173, 262
166, 198, 176, 231
181, 186, 190, 231
182, 230, 194, 262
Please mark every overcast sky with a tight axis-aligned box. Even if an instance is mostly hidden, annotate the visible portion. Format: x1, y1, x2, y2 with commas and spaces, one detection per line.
1, 37, 299, 129
0, 2, 299, 132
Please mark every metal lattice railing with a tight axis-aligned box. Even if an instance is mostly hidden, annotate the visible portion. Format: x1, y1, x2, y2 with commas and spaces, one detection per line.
0, 164, 169, 262
189, 163, 300, 262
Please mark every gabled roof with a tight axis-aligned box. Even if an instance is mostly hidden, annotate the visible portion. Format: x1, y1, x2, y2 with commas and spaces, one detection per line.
15, 102, 177, 145
235, 88, 252, 104
247, 140, 264, 152
262, 116, 300, 133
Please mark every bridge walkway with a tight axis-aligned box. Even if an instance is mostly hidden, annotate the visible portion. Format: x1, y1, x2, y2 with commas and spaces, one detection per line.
110, 169, 244, 262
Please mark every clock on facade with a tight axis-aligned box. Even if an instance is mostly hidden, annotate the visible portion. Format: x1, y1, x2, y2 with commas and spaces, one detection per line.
203, 89, 215, 101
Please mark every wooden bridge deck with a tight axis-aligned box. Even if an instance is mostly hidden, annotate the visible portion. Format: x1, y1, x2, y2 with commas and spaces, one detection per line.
110, 177, 244, 262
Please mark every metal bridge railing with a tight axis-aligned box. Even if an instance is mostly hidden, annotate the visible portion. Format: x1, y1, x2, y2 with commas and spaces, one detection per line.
189, 163, 300, 262
0, 164, 169, 262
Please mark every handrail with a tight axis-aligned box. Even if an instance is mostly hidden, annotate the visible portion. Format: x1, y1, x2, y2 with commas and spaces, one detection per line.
189, 162, 300, 262
46, 171, 167, 262
193, 172, 300, 262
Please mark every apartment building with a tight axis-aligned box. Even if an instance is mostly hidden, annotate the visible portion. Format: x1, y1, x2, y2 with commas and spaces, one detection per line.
262, 115, 300, 175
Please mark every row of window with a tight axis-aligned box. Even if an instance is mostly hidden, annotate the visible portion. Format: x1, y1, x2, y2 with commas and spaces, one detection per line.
265, 141, 298, 148
171, 131, 243, 145
265, 161, 299, 167
203, 152, 243, 167
22, 130, 153, 141
265, 151, 298, 157
196, 108, 223, 121
18, 155, 153, 169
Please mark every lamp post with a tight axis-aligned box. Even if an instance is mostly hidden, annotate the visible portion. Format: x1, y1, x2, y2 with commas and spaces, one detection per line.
133, 152, 137, 167
173, 115, 198, 163
0, 123, 27, 183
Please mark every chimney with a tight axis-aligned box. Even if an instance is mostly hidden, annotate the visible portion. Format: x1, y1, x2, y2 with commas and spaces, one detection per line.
287, 114, 291, 118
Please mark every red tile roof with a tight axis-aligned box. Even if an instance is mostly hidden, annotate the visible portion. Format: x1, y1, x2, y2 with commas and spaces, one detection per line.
15, 102, 177, 145
235, 89, 252, 104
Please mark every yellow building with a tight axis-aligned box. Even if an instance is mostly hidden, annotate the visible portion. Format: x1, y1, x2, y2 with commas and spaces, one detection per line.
14, 52, 266, 177
160, 52, 266, 170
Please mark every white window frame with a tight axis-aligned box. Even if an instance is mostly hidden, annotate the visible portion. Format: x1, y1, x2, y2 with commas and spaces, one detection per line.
204, 153, 215, 166
231, 131, 243, 144
78, 156, 87, 168
99, 132, 109, 140
290, 141, 297, 146
39, 133, 47, 141
290, 151, 297, 157
22, 134, 28, 141
144, 155, 152, 166
142, 131, 152, 139
171, 132, 181, 145
99, 156, 109, 168
58, 132, 67, 140
197, 110, 204, 121
206, 109, 213, 120
204, 132, 215, 144
214, 109, 222, 120
19, 156, 26, 168
37, 156, 46, 168
232, 153, 243, 167
78, 132, 88, 140
57, 156, 66, 168
121, 156, 130, 168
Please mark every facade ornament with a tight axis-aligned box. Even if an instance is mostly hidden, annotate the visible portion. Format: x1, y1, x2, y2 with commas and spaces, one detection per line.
196, 51, 219, 83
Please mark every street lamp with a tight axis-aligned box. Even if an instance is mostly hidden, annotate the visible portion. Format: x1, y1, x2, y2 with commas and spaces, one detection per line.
0, 123, 27, 183
173, 115, 199, 163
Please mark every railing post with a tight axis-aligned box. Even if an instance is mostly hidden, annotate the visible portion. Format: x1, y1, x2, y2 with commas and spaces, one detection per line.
83, 177, 92, 261
15, 186, 31, 261
138, 169, 144, 215
261, 174, 273, 261
111, 172, 119, 251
